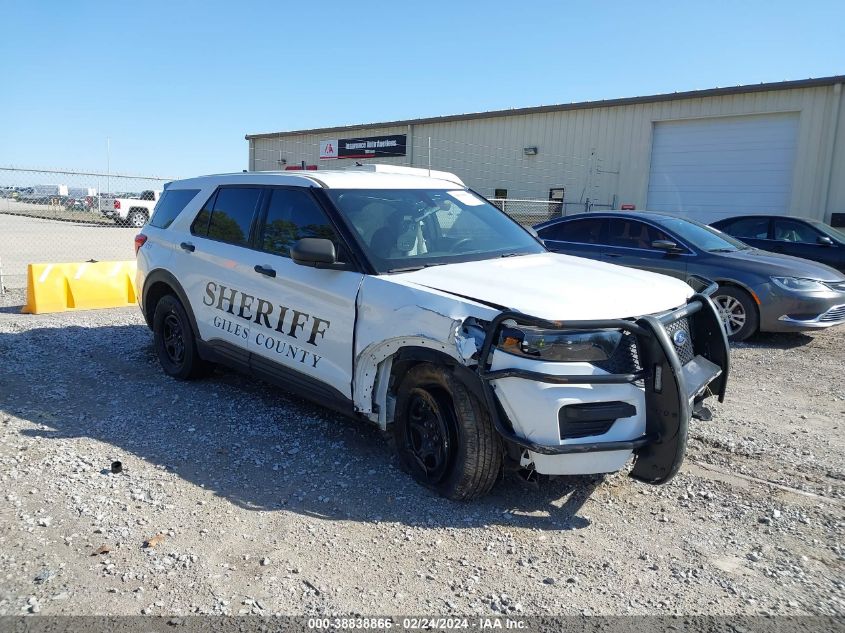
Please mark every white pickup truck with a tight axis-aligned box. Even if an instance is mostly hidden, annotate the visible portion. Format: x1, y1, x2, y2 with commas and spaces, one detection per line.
102, 190, 161, 227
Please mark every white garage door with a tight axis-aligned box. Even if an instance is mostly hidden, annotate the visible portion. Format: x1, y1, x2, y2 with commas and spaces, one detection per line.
646, 113, 799, 222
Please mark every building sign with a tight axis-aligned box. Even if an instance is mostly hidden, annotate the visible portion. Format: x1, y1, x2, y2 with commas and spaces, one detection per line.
320, 134, 407, 160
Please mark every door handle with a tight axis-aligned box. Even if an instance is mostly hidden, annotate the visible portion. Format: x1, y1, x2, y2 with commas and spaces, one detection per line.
254, 265, 276, 278
180, 242, 195, 252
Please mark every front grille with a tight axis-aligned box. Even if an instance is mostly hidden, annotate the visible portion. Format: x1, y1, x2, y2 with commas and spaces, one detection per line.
820, 304, 845, 323
590, 316, 693, 380
592, 331, 641, 375
664, 317, 695, 366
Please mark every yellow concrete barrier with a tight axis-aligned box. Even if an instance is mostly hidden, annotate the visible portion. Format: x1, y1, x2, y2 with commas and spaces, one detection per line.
21, 261, 138, 314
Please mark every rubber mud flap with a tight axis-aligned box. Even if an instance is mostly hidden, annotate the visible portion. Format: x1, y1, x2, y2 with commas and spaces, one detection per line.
630, 315, 691, 484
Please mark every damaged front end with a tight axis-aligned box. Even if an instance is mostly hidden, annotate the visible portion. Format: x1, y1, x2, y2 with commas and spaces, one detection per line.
475, 290, 730, 484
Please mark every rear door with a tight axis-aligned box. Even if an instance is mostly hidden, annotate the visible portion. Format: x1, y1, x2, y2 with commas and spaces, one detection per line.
538, 217, 607, 262
771, 218, 841, 268
179, 185, 264, 368
247, 187, 364, 400
603, 218, 689, 280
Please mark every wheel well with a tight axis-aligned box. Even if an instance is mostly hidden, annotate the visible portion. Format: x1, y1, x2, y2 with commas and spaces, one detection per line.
713, 281, 759, 308
382, 347, 485, 425
143, 281, 175, 329
712, 280, 761, 325
389, 347, 458, 389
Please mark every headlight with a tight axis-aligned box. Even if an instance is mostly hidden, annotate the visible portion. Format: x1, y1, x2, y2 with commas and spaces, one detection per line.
771, 276, 827, 292
499, 324, 622, 362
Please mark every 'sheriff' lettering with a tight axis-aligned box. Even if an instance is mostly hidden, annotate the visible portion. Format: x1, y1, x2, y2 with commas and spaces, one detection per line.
202, 280, 331, 367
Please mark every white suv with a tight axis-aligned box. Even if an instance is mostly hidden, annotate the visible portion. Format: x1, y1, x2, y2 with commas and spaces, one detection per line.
135, 165, 729, 500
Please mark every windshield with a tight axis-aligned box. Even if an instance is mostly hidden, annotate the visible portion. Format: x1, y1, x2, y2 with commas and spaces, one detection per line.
657, 216, 751, 252
325, 189, 545, 273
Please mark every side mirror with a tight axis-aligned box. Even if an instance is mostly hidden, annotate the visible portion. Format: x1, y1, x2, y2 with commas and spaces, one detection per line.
817, 235, 834, 246
652, 239, 682, 253
291, 238, 337, 267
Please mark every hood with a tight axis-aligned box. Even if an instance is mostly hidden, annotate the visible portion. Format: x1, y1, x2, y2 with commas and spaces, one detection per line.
715, 248, 845, 281
390, 253, 693, 321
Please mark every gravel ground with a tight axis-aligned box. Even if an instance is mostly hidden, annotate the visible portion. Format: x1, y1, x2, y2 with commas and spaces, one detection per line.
0, 288, 843, 617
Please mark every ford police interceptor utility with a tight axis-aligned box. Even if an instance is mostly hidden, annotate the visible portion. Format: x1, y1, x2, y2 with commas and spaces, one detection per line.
134, 165, 729, 500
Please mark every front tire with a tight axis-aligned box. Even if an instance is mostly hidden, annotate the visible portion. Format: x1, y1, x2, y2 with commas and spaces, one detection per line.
393, 363, 502, 500
712, 286, 758, 342
153, 294, 208, 380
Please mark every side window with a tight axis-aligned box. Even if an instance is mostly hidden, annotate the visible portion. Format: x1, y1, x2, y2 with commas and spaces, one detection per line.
723, 217, 770, 239
608, 219, 669, 249
773, 219, 820, 244
539, 218, 605, 243
260, 188, 342, 259
148, 189, 200, 229
190, 191, 217, 236
205, 187, 262, 246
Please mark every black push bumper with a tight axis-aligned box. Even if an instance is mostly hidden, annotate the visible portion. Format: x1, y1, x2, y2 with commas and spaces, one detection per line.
476, 291, 730, 484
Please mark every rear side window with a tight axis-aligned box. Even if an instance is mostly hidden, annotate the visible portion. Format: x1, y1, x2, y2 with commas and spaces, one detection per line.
148, 189, 200, 229
192, 187, 261, 246
722, 217, 770, 239
539, 218, 605, 243
190, 191, 216, 236
260, 189, 343, 259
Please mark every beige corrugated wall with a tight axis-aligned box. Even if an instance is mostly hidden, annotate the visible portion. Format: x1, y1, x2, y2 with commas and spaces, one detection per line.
248, 83, 845, 222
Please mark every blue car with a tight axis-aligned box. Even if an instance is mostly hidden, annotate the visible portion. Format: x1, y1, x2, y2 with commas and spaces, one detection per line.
710, 215, 845, 273
535, 212, 845, 341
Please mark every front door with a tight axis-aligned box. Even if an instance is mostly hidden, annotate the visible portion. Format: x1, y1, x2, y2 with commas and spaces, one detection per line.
771, 218, 842, 269
247, 187, 364, 400
603, 218, 689, 280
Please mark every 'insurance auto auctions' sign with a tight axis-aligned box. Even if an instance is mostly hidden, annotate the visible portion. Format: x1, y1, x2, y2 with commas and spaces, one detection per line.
320, 135, 407, 160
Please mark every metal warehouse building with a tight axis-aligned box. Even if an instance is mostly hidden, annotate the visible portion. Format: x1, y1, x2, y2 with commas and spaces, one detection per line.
246, 76, 845, 224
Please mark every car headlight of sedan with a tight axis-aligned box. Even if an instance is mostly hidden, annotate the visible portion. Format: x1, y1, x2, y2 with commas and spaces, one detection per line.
499, 324, 622, 362
770, 276, 828, 292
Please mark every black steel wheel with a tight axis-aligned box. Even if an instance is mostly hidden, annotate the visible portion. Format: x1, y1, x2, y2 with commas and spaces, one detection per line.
161, 313, 186, 365
153, 294, 208, 380
394, 363, 502, 500
402, 387, 458, 484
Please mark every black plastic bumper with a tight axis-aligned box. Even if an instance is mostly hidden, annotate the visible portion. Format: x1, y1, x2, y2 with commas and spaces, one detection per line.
476, 291, 730, 484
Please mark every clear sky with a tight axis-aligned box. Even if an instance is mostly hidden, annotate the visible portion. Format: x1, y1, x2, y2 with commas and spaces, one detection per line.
1, 0, 843, 178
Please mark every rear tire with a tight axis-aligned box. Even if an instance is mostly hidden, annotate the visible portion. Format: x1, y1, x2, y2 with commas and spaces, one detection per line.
153, 294, 208, 380
393, 363, 502, 500
712, 286, 758, 342
127, 209, 147, 228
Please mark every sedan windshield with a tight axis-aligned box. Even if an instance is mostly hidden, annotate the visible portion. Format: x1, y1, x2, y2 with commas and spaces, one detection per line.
657, 216, 751, 252
325, 189, 545, 273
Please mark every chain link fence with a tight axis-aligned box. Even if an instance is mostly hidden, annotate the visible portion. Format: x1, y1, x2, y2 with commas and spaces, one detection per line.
0, 167, 171, 291
0, 143, 619, 292
490, 198, 616, 227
